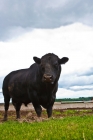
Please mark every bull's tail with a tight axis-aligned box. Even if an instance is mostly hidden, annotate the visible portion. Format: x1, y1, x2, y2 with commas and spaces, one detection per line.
2, 76, 11, 121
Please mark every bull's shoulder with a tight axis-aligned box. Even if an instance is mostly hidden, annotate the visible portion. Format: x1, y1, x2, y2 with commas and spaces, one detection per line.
29, 63, 41, 77
29, 63, 39, 70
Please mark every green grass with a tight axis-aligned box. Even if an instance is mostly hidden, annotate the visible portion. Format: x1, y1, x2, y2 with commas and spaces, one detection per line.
62, 109, 93, 117
0, 115, 93, 140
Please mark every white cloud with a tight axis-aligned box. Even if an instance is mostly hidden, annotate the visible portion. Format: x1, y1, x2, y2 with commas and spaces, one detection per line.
0, 24, 93, 74
0, 22, 93, 102
0, 22, 93, 76
57, 88, 93, 98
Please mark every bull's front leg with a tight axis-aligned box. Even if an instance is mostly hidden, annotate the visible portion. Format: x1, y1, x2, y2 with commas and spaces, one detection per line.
28, 90, 42, 117
33, 104, 42, 117
47, 94, 55, 118
47, 106, 53, 118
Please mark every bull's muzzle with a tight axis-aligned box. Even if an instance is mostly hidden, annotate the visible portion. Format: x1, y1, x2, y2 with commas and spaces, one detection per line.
43, 74, 53, 83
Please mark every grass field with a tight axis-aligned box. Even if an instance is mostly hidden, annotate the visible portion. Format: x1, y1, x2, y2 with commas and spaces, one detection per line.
0, 110, 93, 140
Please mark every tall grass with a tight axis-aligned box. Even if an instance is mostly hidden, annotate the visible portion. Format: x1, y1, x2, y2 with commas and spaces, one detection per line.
0, 115, 93, 140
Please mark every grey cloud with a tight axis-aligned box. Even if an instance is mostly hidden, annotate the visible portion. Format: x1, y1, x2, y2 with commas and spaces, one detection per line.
78, 67, 93, 76
0, 0, 93, 40
59, 74, 93, 89
59, 66, 93, 89
68, 86, 93, 91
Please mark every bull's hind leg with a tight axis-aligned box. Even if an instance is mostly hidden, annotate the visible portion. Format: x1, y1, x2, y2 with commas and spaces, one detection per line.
16, 103, 22, 119
3, 95, 10, 121
12, 101, 22, 119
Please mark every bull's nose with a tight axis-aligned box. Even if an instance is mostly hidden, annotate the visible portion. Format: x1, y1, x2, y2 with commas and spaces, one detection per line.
43, 74, 53, 82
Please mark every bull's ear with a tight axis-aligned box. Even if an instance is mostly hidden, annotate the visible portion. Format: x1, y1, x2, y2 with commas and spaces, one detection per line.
58, 57, 69, 64
33, 57, 41, 64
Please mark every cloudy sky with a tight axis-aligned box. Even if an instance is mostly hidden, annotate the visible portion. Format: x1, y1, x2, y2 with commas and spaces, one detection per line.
0, 0, 93, 102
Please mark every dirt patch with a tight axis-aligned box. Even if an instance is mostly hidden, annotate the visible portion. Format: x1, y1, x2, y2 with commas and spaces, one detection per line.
0, 103, 93, 123
0, 109, 63, 123
0, 109, 93, 123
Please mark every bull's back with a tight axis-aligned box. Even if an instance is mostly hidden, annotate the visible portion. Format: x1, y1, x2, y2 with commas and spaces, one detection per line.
3, 68, 30, 96
2, 63, 38, 92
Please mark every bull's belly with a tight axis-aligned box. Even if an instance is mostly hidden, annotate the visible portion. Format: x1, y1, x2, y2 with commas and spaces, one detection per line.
9, 89, 31, 105
39, 96, 55, 109
12, 96, 31, 106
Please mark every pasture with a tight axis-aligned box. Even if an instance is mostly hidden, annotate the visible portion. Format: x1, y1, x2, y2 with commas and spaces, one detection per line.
0, 107, 93, 140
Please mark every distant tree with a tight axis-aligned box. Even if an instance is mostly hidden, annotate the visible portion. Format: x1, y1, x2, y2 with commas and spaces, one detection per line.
55, 97, 93, 102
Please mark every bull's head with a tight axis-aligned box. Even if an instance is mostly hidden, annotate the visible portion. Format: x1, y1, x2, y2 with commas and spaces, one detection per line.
33, 53, 69, 84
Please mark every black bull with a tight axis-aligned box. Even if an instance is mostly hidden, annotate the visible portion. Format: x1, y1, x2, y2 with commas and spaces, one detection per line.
2, 53, 69, 120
